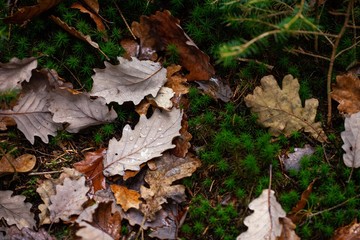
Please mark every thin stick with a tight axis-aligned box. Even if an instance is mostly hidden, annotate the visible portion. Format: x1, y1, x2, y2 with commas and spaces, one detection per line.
237, 58, 274, 70
113, 1, 136, 40
287, 47, 330, 61
29, 170, 64, 176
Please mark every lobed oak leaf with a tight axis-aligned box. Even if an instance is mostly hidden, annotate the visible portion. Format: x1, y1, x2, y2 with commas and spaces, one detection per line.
172, 113, 192, 158
110, 184, 141, 211
278, 217, 300, 240
331, 73, 360, 114
48, 176, 89, 222
0, 153, 36, 173
91, 57, 167, 105
131, 10, 215, 81
0, 191, 35, 229
341, 112, 360, 168
103, 108, 182, 176
0, 226, 55, 240
332, 219, 360, 240
120, 39, 140, 60
0, 57, 37, 92
140, 152, 201, 220
245, 74, 327, 142
237, 189, 286, 240
165, 65, 189, 95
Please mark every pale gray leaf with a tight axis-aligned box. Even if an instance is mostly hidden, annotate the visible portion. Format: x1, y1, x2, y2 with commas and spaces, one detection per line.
103, 108, 182, 176
196, 77, 232, 102
90, 57, 167, 105
0, 57, 37, 92
0, 226, 55, 240
280, 144, 315, 171
0, 191, 35, 229
76, 222, 113, 240
341, 112, 360, 168
49, 89, 117, 133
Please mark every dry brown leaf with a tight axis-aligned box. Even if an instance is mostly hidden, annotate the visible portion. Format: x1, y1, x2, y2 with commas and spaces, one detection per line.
0, 57, 37, 92
0, 153, 36, 173
120, 39, 140, 60
196, 77, 233, 102
165, 65, 189, 95
74, 148, 106, 194
172, 113, 192, 158
82, 0, 99, 13
71, 2, 105, 32
4, 0, 62, 24
245, 74, 327, 142
331, 73, 360, 114
0, 117, 16, 130
135, 99, 151, 115
0, 191, 36, 229
278, 217, 300, 240
140, 152, 201, 220
332, 219, 360, 240
0, 226, 55, 240
131, 10, 215, 81
110, 184, 141, 211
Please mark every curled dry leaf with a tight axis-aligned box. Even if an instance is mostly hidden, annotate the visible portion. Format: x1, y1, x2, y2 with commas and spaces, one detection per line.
165, 65, 189, 95
82, 0, 99, 13
49, 176, 89, 222
135, 99, 151, 116
0, 57, 37, 92
196, 77, 233, 102
332, 219, 360, 240
0, 191, 36, 229
172, 113, 192, 158
0, 153, 36, 173
104, 108, 182, 176
331, 73, 360, 114
91, 57, 167, 105
237, 189, 286, 240
73, 148, 107, 194
341, 112, 360, 168
4, 0, 62, 24
131, 10, 215, 81
140, 152, 201, 220
49, 88, 117, 133
245, 74, 327, 142
71, 2, 105, 32
110, 184, 141, 211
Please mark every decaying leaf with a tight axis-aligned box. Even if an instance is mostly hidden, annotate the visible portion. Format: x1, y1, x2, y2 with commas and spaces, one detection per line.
0, 191, 36, 229
331, 73, 360, 114
135, 99, 152, 115
0, 57, 37, 92
71, 2, 105, 32
131, 10, 215, 81
341, 112, 360, 168
74, 148, 107, 194
245, 75, 327, 142
196, 77, 232, 102
82, 0, 99, 13
332, 219, 360, 240
49, 176, 89, 222
165, 65, 189, 95
121, 39, 140, 59
279, 217, 300, 240
237, 189, 286, 240
0, 153, 36, 173
4, 0, 62, 24
104, 108, 182, 176
280, 144, 315, 171
147, 87, 174, 111
49, 88, 117, 133
91, 56, 167, 105
140, 152, 201, 220
76, 202, 121, 240
0, 116, 16, 130
172, 113, 192, 158
110, 184, 141, 211
0, 226, 55, 240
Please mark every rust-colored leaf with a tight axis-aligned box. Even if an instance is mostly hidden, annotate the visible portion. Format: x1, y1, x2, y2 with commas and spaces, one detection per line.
71, 2, 105, 32
172, 114, 192, 158
0, 154, 36, 173
110, 184, 141, 212
278, 217, 300, 240
120, 39, 140, 60
331, 73, 360, 114
135, 99, 151, 116
131, 10, 215, 81
82, 0, 99, 13
4, 0, 62, 24
0, 117, 16, 130
74, 148, 106, 194
332, 219, 360, 240
288, 179, 316, 224
165, 65, 189, 95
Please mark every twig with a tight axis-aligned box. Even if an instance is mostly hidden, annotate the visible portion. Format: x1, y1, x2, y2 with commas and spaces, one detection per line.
335, 38, 360, 59
29, 170, 64, 176
287, 47, 330, 61
237, 58, 274, 70
114, 1, 136, 40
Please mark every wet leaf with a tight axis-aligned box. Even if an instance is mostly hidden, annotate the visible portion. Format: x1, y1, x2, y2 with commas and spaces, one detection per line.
331, 73, 360, 114
0, 154, 36, 173
110, 184, 141, 211
104, 108, 182, 176
245, 74, 327, 142
341, 112, 360, 168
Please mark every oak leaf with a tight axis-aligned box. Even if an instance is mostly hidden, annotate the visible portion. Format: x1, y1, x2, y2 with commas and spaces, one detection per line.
237, 189, 286, 240
91, 57, 167, 105
278, 217, 300, 240
0, 153, 36, 173
245, 74, 327, 142
332, 219, 360, 240
71, 2, 105, 32
0, 226, 55, 240
331, 73, 360, 114
104, 108, 182, 176
147, 87, 174, 111
0, 57, 37, 92
131, 10, 215, 81
280, 144, 315, 171
341, 112, 360, 168
165, 65, 189, 95
172, 113, 192, 158
0, 191, 35, 229
48, 176, 89, 222
140, 152, 201, 220
196, 77, 232, 102
110, 184, 141, 211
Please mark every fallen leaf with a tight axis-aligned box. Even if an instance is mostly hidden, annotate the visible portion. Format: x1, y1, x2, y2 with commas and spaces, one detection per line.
245, 74, 327, 142
0, 153, 36, 173
280, 144, 315, 171
140, 152, 201, 220
0, 226, 55, 240
332, 219, 360, 240
0, 116, 16, 130
278, 217, 300, 240
172, 113, 192, 158
4, 0, 62, 24
49, 176, 89, 222
331, 73, 360, 114
0, 57, 37, 92
49, 88, 117, 133
104, 108, 182, 176
237, 189, 286, 240
71, 2, 105, 32
82, 0, 99, 13
91, 56, 167, 105
120, 39, 140, 59
196, 77, 233, 102
341, 112, 360, 168
165, 65, 189, 95
135, 99, 151, 115
110, 184, 141, 211
74, 148, 107, 193
147, 87, 174, 111
0, 191, 35, 229
131, 10, 215, 81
